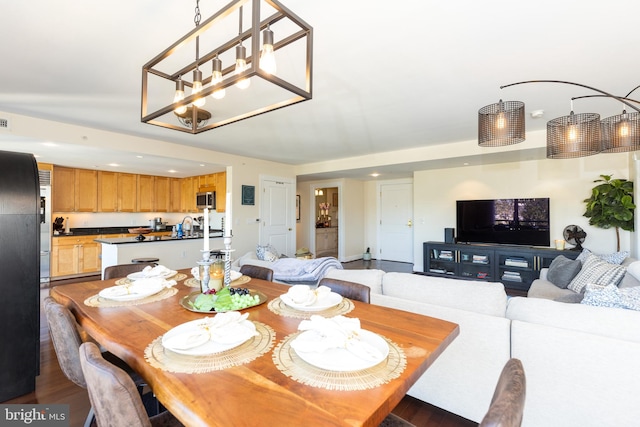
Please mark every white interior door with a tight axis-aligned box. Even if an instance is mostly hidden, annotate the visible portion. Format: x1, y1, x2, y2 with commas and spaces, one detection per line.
260, 177, 295, 257
379, 182, 413, 262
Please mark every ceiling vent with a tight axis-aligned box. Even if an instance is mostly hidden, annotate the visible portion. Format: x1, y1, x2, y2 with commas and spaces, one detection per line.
0, 117, 9, 131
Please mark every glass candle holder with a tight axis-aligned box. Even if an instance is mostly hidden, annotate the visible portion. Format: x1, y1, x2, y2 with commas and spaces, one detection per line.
210, 260, 224, 292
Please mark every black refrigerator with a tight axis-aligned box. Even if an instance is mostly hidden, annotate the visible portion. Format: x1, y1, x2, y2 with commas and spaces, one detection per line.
0, 150, 40, 401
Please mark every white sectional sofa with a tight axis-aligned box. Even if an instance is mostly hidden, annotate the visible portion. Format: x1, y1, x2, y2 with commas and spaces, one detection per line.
322, 268, 640, 427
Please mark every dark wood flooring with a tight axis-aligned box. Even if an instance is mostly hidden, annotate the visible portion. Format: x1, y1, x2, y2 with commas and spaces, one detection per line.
4, 261, 478, 427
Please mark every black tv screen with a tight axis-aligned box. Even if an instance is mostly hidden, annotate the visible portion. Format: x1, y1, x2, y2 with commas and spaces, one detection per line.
456, 198, 550, 246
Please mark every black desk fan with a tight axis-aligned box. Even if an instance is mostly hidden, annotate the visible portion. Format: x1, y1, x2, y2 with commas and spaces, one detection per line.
563, 225, 586, 251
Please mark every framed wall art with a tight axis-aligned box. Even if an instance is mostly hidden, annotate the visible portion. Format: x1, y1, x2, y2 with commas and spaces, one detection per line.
241, 185, 255, 205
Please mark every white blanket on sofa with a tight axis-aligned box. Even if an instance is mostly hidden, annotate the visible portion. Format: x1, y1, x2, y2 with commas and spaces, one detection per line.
271, 257, 343, 282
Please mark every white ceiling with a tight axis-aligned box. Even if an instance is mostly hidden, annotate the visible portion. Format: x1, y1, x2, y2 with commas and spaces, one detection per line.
0, 0, 638, 180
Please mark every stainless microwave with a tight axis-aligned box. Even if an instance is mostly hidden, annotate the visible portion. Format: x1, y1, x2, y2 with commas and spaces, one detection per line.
196, 191, 216, 209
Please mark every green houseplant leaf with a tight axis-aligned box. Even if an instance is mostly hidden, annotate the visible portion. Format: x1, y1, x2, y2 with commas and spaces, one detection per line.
583, 174, 635, 251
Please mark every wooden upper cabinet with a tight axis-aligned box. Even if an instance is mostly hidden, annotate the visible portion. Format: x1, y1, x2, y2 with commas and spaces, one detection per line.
75, 169, 98, 212
180, 177, 198, 212
154, 176, 170, 212
198, 173, 217, 190
215, 172, 226, 212
97, 171, 118, 212
137, 174, 155, 212
117, 173, 137, 212
170, 178, 182, 212
52, 166, 76, 212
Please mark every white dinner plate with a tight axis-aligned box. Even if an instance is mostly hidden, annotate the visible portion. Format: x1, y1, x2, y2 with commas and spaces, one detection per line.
162, 317, 256, 356
127, 269, 177, 280
280, 291, 343, 312
292, 329, 389, 371
98, 283, 164, 301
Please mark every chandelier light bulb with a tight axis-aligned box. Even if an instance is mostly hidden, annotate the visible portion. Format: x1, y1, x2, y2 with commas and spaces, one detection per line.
567, 124, 578, 141
211, 57, 226, 100
259, 27, 277, 74
235, 44, 251, 89
192, 69, 206, 107
495, 112, 506, 130
173, 80, 187, 115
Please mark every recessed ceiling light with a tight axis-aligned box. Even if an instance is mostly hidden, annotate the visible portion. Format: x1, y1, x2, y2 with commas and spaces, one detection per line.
370, 173, 380, 177
136, 155, 143, 159
108, 163, 119, 167
42, 142, 57, 147
464, 162, 470, 166
168, 169, 178, 173
200, 164, 205, 167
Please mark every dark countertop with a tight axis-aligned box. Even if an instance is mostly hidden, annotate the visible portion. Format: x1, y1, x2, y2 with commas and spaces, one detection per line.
95, 232, 224, 244
54, 226, 223, 237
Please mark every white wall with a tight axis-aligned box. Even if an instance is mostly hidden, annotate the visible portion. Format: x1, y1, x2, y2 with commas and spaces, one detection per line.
411, 153, 634, 271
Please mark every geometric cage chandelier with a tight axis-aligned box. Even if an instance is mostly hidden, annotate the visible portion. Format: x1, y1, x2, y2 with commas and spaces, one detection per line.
141, 0, 313, 134
478, 80, 640, 159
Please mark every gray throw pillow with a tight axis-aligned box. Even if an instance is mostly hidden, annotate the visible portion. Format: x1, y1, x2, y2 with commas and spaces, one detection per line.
547, 255, 582, 289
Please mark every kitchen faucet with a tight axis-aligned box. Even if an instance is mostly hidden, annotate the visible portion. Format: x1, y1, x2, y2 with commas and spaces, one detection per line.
181, 216, 194, 237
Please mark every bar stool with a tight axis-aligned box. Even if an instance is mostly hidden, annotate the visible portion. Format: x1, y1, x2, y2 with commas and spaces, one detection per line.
131, 257, 159, 265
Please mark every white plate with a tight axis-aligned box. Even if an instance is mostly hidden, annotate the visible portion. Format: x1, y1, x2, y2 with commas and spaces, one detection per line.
162, 317, 256, 356
127, 270, 177, 280
98, 283, 164, 301
280, 292, 343, 312
292, 329, 389, 371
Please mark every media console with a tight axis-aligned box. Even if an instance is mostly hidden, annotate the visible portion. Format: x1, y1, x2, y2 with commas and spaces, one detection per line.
423, 241, 579, 291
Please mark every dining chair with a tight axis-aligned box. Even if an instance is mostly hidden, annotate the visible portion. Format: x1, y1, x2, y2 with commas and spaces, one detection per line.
79, 342, 184, 427
318, 277, 371, 303
479, 358, 526, 427
239, 264, 274, 281
43, 297, 149, 427
103, 262, 156, 280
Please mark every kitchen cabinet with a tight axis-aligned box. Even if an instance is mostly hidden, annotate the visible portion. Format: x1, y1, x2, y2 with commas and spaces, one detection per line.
52, 166, 76, 212
51, 235, 101, 277
215, 172, 226, 212
137, 174, 154, 212
181, 177, 198, 212
118, 173, 137, 212
198, 173, 217, 189
97, 171, 118, 212
53, 166, 97, 212
154, 176, 170, 212
170, 178, 182, 212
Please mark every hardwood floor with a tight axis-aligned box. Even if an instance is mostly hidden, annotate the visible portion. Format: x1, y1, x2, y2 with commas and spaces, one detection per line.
3, 263, 478, 427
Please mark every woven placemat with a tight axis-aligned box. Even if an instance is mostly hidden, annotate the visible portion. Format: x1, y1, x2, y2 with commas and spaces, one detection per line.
144, 321, 275, 373
183, 275, 251, 288
114, 273, 187, 286
84, 287, 178, 308
272, 331, 406, 391
268, 297, 355, 319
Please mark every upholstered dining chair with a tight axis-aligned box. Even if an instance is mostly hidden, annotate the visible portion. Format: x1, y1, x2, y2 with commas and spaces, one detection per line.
103, 262, 156, 280
43, 297, 149, 427
479, 358, 526, 427
79, 342, 184, 427
318, 277, 371, 303
239, 264, 274, 281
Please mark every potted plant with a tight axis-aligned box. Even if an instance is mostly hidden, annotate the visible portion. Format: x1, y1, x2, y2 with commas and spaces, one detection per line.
583, 174, 635, 251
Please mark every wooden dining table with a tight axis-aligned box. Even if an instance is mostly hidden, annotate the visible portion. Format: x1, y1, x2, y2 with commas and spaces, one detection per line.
50, 270, 459, 427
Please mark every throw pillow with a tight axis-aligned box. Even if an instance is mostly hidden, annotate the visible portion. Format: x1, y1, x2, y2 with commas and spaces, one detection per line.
576, 248, 629, 265
256, 244, 279, 262
567, 253, 627, 293
546, 255, 582, 289
581, 283, 640, 311
625, 260, 640, 282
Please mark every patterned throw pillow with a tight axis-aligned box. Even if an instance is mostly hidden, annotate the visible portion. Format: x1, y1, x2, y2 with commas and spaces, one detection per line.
576, 248, 629, 265
582, 283, 640, 311
567, 253, 627, 293
256, 244, 279, 262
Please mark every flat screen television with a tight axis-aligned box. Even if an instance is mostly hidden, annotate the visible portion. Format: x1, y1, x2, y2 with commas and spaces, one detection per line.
456, 198, 550, 246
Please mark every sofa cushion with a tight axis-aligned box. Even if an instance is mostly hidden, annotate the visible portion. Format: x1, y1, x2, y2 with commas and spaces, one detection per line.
381, 273, 507, 317
554, 292, 584, 303
256, 244, 278, 261
546, 255, 582, 289
322, 269, 385, 295
567, 253, 627, 293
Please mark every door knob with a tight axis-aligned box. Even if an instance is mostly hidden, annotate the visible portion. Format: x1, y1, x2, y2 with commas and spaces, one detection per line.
407, 220, 412, 227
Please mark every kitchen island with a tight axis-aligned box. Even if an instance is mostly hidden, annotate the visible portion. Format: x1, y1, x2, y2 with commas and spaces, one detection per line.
96, 233, 224, 277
